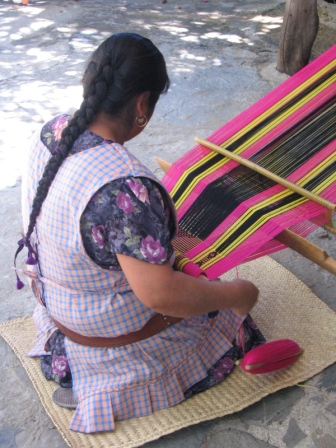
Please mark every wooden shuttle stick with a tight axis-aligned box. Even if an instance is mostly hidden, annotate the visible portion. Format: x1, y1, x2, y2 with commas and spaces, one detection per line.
194, 137, 336, 212
155, 157, 336, 276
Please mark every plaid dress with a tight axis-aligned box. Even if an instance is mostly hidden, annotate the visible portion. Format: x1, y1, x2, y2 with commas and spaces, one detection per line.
22, 126, 251, 434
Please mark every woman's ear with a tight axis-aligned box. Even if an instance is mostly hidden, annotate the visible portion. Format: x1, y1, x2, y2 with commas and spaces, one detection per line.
136, 92, 151, 117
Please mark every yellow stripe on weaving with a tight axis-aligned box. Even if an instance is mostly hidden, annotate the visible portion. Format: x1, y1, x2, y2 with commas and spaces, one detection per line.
174, 155, 227, 208
175, 257, 189, 271
217, 60, 336, 150
199, 169, 335, 271
195, 164, 335, 267
294, 152, 336, 189
170, 60, 335, 200
197, 171, 335, 271
192, 155, 336, 268
219, 75, 335, 156
199, 198, 307, 270
172, 66, 335, 208
192, 192, 301, 265
170, 152, 219, 202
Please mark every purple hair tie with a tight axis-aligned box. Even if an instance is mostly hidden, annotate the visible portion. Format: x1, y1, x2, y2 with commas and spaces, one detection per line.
13, 237, 38, 290
26, 253, 37, 265
16, 275, 25, 290
24, 239, 38, 265
14, 238, 25, 289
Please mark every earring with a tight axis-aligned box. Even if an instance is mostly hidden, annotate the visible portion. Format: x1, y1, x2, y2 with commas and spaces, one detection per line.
135, 115, 148, 128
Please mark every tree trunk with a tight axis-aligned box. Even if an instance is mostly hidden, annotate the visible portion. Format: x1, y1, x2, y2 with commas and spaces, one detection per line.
277, 0, 319, 75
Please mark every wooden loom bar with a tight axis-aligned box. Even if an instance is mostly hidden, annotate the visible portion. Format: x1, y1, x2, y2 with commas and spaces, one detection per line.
324, 211, 336, 236
194, 137, 336, 212
155, 157, 336, 276
325, 225, 336, 236
275, 229, 336, 276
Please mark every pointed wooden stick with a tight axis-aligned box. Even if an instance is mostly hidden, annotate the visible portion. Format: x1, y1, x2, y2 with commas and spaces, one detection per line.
156, 157, 336, 276
194, 137, 336, 212
155, 157, 171, 173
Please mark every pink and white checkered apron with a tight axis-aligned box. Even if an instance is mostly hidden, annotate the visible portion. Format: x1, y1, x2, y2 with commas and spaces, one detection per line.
22, 131, 243, 433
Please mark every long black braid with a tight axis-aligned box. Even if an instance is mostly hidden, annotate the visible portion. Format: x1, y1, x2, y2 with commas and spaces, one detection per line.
15, 33, 170, 289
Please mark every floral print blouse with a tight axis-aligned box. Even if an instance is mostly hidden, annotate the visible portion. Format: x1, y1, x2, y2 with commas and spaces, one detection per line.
41, 115, 176, 270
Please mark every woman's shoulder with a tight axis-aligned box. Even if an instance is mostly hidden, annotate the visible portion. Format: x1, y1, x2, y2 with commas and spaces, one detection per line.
40, 115, 69, 154
40, 115, 116, 155
88, 176, 166, 209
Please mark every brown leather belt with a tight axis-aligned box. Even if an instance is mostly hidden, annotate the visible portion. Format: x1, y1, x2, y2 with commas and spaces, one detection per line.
51, 314, 183, 347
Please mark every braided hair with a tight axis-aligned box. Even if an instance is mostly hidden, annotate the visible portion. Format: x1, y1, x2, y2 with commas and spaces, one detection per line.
15, 33, 170, 288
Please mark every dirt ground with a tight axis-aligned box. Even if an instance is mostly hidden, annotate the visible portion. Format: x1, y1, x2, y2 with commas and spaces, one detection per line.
0, 1, 335, 448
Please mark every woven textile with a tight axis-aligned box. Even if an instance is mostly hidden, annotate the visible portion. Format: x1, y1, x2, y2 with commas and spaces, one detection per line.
1, 257, 336, 448
163, 45, 336, 279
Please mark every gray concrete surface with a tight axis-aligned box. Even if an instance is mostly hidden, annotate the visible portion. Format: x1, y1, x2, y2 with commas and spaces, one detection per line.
0, 1, 335, 447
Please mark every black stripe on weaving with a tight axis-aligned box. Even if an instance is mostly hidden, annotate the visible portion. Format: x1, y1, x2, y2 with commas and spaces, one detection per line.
223, 68, 336, 154
249, 97, 336, 177
178, 100, 336, 238
213, 161, 336, 257
172, 67, 335, 204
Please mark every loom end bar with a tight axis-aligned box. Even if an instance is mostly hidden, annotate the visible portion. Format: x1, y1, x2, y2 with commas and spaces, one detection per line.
276, 229, 336, 276
155, 157, 170, 174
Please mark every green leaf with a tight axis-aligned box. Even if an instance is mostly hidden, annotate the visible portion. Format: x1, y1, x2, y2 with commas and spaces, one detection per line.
124, 227, 132, 238
132, 235, 140, 244
125, 235, 140, 247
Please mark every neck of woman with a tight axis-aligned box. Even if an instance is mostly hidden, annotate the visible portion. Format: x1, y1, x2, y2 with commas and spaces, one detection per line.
87, 112, 130, 145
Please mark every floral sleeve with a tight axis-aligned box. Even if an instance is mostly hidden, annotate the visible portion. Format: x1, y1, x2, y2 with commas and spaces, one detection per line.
80, 177, 176, 270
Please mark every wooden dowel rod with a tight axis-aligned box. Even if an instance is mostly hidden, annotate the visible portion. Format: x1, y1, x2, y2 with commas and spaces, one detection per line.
276, 229, 336, 276
156, 156, 336, 276
194, 137, 336, 212
324, 225, 336, 236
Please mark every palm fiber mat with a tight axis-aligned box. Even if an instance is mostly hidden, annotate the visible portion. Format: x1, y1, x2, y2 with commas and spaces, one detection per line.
1, 257, 336, 448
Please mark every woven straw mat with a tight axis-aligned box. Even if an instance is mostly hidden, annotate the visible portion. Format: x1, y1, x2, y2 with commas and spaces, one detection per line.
1, 257, 336, 448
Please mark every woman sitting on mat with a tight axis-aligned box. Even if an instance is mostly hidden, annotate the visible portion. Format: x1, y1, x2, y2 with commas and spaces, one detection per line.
18, 32, 264, 433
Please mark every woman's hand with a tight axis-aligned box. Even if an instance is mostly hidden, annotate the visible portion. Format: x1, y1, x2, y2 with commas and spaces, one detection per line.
228, 279, 259, 316
197, 275, 258, 316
